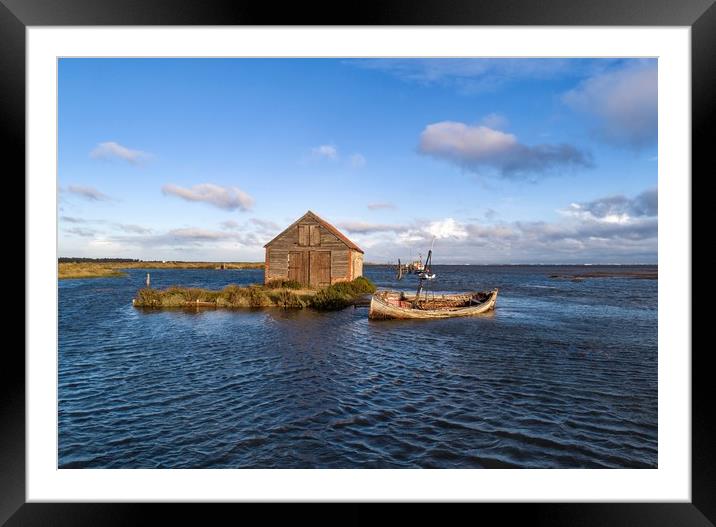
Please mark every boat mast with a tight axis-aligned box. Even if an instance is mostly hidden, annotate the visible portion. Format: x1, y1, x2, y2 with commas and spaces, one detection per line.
415, 248, 433, 300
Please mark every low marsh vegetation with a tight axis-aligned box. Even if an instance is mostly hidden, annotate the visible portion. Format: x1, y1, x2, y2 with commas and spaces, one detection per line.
133, 277, 376, 311
59, 260, 264, 280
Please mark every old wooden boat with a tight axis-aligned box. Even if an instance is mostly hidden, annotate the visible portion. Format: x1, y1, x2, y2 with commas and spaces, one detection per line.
368, 289, 498, 320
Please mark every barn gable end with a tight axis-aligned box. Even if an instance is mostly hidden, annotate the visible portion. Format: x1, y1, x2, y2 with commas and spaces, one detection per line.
263, 211, 364, 287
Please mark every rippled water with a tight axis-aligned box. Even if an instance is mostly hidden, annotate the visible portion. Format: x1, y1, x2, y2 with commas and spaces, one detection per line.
58, 265, 657, 468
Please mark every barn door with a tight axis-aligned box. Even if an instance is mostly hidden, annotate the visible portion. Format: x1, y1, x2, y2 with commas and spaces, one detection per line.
309, 251, 331, 287
288, 251, 308, 284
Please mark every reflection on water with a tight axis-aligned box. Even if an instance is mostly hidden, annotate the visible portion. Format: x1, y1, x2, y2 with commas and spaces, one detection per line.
59, 265, 657, 468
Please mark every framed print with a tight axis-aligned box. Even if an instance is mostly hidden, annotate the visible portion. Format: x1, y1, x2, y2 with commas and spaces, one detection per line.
4, 0, 709, 524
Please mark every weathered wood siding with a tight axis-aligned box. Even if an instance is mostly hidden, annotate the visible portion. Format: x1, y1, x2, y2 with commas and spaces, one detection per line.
310, 251, 332, 287
265, 248, 288, 282
288, 251, 308, 283
264, 214, 362, 286
330, 250, 349, 282
351, 250, 364, 280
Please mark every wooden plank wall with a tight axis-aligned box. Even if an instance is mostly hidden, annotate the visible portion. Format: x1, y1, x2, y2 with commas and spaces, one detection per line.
351, 250, 364, 280
267, 249, 288, 281
265, 216, 363, 284
331, 250, 349, 281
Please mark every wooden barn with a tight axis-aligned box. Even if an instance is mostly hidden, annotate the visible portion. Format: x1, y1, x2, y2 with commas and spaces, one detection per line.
263, 211, 364, 287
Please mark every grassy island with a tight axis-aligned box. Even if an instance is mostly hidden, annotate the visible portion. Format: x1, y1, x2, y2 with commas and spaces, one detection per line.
58, 262, 129, 279
132, 277, 377, 311
59, 260, 264, 280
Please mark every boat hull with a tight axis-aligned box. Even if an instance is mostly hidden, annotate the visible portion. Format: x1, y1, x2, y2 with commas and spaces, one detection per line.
368, 289, 498, 320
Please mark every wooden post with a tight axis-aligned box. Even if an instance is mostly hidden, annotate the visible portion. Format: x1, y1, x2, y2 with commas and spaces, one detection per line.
146, 273, 151, 288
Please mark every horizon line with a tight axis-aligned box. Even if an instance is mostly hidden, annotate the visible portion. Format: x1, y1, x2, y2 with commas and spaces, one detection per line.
57, 257, 658, 266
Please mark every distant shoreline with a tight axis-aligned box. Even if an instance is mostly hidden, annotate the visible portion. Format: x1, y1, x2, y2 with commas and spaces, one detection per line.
58, 259, 657, 280
58, 261, 264, 280
549, 269, 658, 280
363, 263, 658, 267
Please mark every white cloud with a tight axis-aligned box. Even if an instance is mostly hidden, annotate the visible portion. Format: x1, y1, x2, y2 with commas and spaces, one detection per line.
308, 145, 366, 168
103, 225, 270, 256
338, 188, 657, 263
109, 227, 252, 248
424, 218, 468, 240
60, 216, 152, 234
90, 141, 151, 164
561, 188, 657, 223
311, 144, 338, 160
60, 216, 87, 223
421, 122, 517, 160
563, 62, 657, 148
168, 228, 230, 241
366, 216, 656, 263
162, 183, 254, 211
65, 227, 97, 237
66, 185, 112, 201
480, 113, 509, 130
349, 153, 367, 168
59, 188, 657, 264
116, 224, 152, 234
419, 121, 591, 178
59, 216, 151, 235
367, 202, 397, 210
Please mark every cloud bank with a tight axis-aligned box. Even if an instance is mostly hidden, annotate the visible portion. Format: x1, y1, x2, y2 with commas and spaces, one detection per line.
419, 121, 592, 178
59, 187, 657, 263
60, 216, 153, 235
563, 188, 657, 223
116, 223, 152, 234
65, 227, 98, 237
340, 188, 657, 263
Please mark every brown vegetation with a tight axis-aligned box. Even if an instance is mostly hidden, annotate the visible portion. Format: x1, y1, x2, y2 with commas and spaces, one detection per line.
132, 277, 377, 311
58, 260, 264, 279
58, 262, 128, 279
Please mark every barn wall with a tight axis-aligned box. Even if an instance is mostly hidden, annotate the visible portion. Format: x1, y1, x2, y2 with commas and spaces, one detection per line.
264, 215, 363, 285
351, 250, 364, 280
330, 249, 350, 283
266, 248, 289, 281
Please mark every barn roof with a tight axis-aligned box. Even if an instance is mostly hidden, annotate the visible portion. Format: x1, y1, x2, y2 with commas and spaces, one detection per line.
263, 210, 364, 254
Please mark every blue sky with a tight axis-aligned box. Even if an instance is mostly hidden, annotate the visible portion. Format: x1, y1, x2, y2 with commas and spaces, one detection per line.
58, 58, 657, 263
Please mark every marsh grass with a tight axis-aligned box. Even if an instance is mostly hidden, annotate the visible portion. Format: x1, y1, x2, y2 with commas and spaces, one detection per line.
308, 277, 377, 311
133, 277, 376, 311
59, 260, 263, 280
58, 263, 127, 279
266, 289, 306, 309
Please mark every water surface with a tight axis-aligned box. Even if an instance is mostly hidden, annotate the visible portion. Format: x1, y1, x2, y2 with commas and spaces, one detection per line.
58, 265, 657, 468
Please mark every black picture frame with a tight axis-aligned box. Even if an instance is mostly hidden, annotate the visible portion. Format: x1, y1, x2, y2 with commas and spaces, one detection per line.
4, 0, 707, 524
